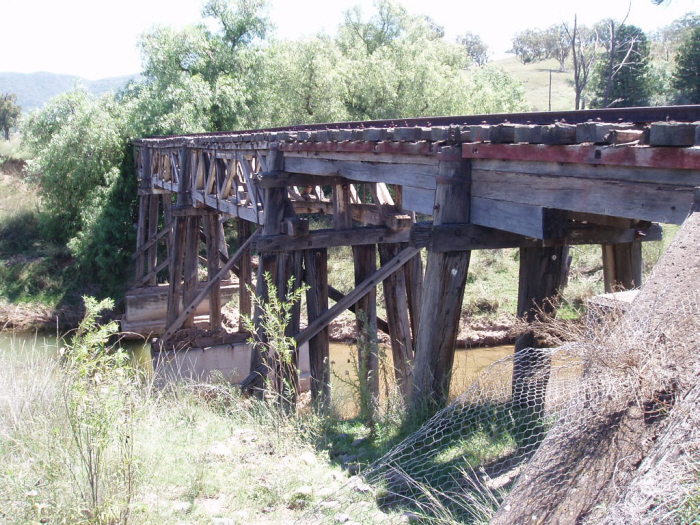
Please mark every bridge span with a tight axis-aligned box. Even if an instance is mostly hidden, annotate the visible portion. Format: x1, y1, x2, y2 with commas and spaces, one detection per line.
126, 105, 700, 406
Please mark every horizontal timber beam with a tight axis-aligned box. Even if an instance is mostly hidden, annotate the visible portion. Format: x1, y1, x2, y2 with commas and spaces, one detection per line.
410, 222, 662, 251
252, 226, 410, 252
462, 142, 700, 170
283, 156, 438, 190
255, 170, 344, 188
471, 197, 569, 239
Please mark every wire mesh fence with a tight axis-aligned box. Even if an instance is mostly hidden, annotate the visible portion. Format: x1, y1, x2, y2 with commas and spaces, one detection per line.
301, 345, 586, 524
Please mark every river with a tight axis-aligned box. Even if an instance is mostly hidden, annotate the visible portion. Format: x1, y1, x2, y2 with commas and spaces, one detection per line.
0, 330, 512, 414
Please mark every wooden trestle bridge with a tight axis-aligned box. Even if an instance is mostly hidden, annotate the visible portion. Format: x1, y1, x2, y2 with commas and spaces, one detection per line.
126, 105, 700, 406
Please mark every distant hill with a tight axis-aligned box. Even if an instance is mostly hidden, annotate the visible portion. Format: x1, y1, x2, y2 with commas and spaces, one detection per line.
0, 72, 141, 112
492, 57, 576, 112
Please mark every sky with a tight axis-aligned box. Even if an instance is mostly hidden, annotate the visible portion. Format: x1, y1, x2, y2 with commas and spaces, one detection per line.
2, 0, 698, 80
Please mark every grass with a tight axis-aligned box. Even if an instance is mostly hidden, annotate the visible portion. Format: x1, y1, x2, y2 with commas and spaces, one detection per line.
494, 57, 575, 112
0, 152, 85, 327
0, 336, 387, 524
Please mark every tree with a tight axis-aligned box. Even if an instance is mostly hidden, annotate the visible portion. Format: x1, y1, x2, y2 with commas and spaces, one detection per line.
510, 29, 548, 64
672, 26, 700, 103
0, 93, 21, 141
543, 25, 571, 71
652, 12, 700, 62
565, 17, 600, 109
457, 31, 489, 66
593, 23, 652, 108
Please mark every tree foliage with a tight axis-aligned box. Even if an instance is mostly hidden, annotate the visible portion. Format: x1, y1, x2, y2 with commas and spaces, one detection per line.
672, 26, 700, 103
20, 0, 528, 298
0, 92, 21, 141
456, 31, 490, 66
593, 23, 652, 108
510, 25, 570, 70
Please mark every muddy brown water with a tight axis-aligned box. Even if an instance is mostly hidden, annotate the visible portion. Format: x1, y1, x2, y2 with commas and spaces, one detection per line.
0, 332, 512, 415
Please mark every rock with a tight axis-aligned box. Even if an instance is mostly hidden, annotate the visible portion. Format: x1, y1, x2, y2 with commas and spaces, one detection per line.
207, 441, 233, 458
212, 519, 236, 525
351, 437, 367, 447
335, 513, 352, 523
317, 487, 337, 498
171, 501, 192, 513
340, 454, 358, 463
347, 463, 360, 476
299, 450, 317, 465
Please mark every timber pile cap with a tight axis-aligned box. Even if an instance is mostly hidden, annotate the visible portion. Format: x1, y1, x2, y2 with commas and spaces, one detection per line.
133, 105, 700, 151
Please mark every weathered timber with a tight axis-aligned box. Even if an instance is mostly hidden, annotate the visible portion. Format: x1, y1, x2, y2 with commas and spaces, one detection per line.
131, 220, 175, 261
470, 168, 694, 224
160, 232, 259, 344
353, 246, 379, 396
204, 214, 222, 329
134, 258, 170, 289
296, 246, 420, 346
471, 197, 568, 239
649, 121, 698, 146
171, 206, 220, 216
255, 170, 343, 188
237, 219, 252, 331
146, 194, 160, 286
576, 122, 636, 143
473, 158, 700, 188
327, 286, 390, 335
602, 241, 643, 292
411, 151, 472, 407
135, 194, 149, 282
166, 217, 187, 329
163, 194, 174, 254
463, 142, 700, 171
252, 226, 410, 252
379, 243, 414, 398
410, 222, 661, 251
304, 248, 330, 406
182, 216, 200, 328
403, 249, 424, 345
284, 156, 438, 189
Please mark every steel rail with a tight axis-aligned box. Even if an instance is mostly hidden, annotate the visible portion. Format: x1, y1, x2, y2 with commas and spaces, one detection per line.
141, 105, 700, 140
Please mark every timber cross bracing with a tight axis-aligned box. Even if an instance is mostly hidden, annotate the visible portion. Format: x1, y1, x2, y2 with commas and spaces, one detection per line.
128, 106, 700, 406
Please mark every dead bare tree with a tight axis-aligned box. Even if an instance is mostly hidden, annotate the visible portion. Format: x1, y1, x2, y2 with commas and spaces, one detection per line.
564, 16, 599, 110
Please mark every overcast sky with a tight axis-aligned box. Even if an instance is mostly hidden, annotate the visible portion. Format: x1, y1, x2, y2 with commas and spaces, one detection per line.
2, 0, 698, 80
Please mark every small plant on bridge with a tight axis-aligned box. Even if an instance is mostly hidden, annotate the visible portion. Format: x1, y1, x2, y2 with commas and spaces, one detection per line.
244, 272, 308, 413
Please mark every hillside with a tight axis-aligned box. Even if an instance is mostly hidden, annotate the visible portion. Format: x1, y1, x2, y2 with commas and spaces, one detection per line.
0, 72, 140, 112
493, 56, 576, 112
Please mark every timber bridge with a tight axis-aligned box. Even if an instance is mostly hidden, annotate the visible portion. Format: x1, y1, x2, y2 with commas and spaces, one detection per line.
126, 105, 700, 405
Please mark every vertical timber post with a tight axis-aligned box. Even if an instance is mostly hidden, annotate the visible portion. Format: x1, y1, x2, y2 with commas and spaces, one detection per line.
182, 215, 200, 328
304, 248, 330, 408
135, 195, 148, 283
512, 244, 568, 451
602, 241, 643, 292
379, 243, 414, 399
165, 144, 191, 337
237, 219, 252, 332
146, 194, 160, 286
411, 150, 472, 408
205, 213, 222, 330
251, 146, 285, 392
